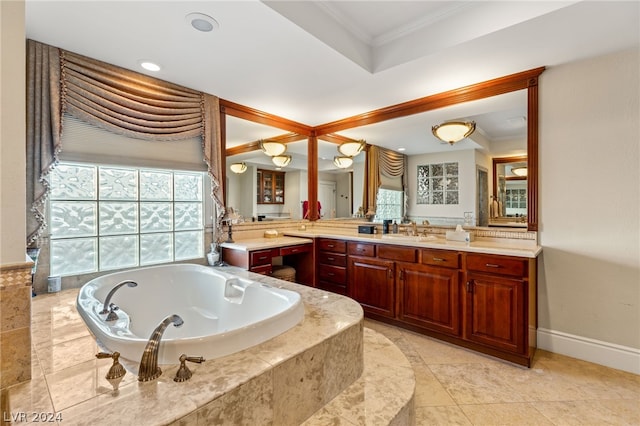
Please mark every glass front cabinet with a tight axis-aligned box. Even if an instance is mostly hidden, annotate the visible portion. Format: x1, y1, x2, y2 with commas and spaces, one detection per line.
257, 169, 285, 204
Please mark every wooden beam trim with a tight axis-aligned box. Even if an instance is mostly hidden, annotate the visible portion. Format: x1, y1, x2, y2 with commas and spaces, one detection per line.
220, 99, 313, 136
314, 67, 546, 136
318, 133, 362, 145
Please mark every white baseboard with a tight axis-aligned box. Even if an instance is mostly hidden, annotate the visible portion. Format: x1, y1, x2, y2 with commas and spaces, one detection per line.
537, 328, 640, 374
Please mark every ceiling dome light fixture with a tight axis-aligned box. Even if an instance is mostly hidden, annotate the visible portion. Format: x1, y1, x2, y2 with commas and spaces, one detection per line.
511, 166, 528, 177
139, 60, 161, 72
271, 155, 291, 168
432, 121, 476, 145
229, 162, 247, 174
259, 140, 287, 157
338, 140, 365, 157
333, 156, 353, 169
185, 12, 219, 32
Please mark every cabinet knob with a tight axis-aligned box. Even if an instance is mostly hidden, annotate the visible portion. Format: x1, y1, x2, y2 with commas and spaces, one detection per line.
433, 257, 446, 262
466, 280, 474, 293
485, 263, 501, 268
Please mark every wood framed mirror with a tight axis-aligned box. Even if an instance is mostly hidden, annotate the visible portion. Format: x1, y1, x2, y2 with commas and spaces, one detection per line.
220, 67, 543, 231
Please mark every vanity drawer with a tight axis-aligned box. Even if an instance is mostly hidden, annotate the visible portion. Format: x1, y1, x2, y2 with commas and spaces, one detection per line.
318, 251, 347, 267
250, 249, 274, 266
348, 242, 375, 257
466, 253, 527, 277
280, 244, 311, 257
378, 245, 417, 262
250, 264, 272, 275
421, 249, 460, 269
318, 238, 347, 253
318, 264, 347, 284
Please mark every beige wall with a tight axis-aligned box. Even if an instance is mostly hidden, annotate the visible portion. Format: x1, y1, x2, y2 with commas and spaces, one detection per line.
538, 48, 640, 351
0, 0, 32, 389
1, 0, 26, 265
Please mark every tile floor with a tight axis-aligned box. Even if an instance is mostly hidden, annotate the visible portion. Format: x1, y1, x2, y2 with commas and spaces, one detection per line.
3, 289, 639, 426
364, 318, 640, 425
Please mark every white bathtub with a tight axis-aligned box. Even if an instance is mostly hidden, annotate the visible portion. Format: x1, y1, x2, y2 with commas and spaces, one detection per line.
76, 264, 304, 364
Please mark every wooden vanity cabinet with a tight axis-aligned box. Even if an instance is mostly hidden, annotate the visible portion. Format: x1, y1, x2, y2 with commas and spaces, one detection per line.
396, 249, 461, 336
317, 238, 348, 295
221, 247, 277, 275
463, 253, 529, 355
316, 237, 537, 367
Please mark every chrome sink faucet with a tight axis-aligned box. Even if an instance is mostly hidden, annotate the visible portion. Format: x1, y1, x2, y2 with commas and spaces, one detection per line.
100, 280, 137, 321
138, 314, 184, 382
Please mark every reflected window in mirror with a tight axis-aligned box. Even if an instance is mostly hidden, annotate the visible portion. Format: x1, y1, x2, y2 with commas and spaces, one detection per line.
374, 188, 404, 222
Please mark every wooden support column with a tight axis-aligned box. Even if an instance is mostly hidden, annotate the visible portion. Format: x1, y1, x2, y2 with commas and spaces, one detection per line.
308, 133, 318, 220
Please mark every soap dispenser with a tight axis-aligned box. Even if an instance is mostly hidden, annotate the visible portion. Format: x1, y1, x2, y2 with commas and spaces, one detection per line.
392, 220, 398, 234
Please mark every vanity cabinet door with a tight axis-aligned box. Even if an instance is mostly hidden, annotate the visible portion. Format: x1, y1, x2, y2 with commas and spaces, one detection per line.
397, 262, 461, 336
464, 272, 525, 354
348, 256, 395, 319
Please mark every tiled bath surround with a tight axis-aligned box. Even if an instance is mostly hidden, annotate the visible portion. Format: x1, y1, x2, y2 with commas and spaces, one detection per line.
0, 261, 33, 389
1, 268, 416, 425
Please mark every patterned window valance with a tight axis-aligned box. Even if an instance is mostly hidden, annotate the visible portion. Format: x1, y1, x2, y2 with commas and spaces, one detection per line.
26, 39, 224, 246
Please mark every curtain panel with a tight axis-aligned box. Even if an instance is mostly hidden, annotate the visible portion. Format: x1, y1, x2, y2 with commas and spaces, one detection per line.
26, 40, 62, 245
363, 145, 407, 216
26, 40, 225, 246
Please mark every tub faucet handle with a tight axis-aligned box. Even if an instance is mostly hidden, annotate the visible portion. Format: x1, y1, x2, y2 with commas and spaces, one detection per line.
96, 351, 126, 390
173, 354, 205, 382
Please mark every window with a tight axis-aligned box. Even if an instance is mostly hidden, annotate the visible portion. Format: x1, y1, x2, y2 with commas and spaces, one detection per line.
375, 188, 404, 221
49, 163, 204, 276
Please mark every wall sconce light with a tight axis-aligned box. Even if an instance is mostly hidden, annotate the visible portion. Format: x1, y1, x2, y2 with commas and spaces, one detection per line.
432, 121, 476, 145
333, 156, 353, 169
511, 166, 528, 177
259, 140, 287, 156
338, 140, 365, 157
229, 162, 247, 174
271, 155, 291, 168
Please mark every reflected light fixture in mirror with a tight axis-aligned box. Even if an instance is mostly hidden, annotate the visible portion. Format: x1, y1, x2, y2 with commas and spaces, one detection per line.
333, 156, 353, 168
432, 121, 476, 145
259, 140, 287, 156
229, 162, 247, 174
338, 140, 365, 157
272, 155, 291, 168
511, 166, 528, 177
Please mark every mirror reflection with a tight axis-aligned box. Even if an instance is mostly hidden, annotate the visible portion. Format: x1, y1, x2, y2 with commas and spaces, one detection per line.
491, 156, 528, 227
316, 138, 366, 219
332, 90, 527, 228
224, 87, 531, 230
225, 116, 308, 222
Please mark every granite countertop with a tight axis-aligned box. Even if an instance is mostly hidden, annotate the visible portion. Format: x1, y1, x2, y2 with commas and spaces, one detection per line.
283, 229, 542, 258
220, 236, 314, 251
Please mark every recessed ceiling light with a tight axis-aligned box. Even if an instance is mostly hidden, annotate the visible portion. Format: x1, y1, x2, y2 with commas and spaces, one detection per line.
185, 12, 219, 32
139, 61, 161, 72
398, 147, 406, 151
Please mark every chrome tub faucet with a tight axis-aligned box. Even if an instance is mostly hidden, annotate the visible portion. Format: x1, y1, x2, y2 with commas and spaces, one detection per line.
138, 314, 184, 382
100, 280, 137, 321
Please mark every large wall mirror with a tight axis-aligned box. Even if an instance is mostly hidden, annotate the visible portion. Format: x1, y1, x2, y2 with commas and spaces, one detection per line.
331, 90, 528, 228
221, 67, 542, 231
